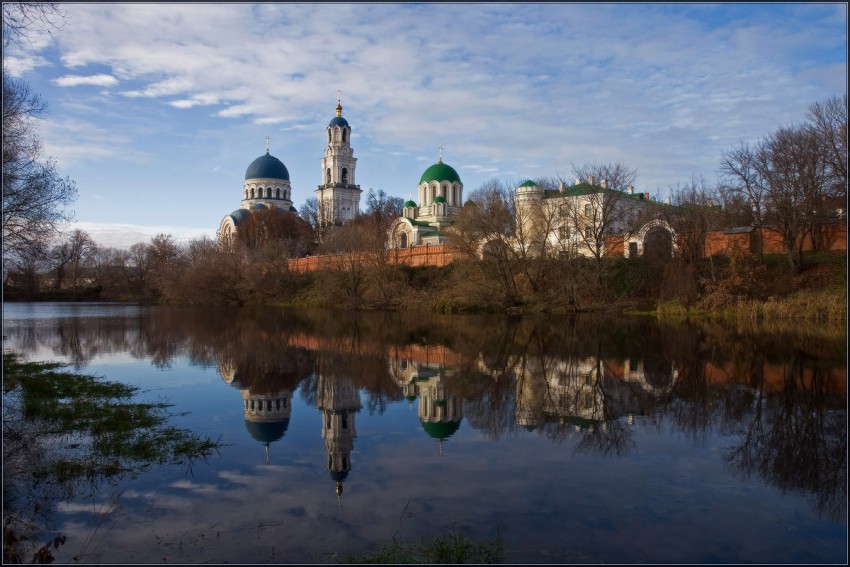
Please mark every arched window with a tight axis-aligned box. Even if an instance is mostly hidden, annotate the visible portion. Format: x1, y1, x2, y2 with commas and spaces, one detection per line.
328, 130, 331, 143
342, 129, 347, 143
341, 168, 348, 184
266, 187, 271, 198
399, 232, 408, 249
326, 168, 332, 184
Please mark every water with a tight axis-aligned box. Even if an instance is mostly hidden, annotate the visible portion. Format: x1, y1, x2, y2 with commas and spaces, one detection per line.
2, 302, 846, 564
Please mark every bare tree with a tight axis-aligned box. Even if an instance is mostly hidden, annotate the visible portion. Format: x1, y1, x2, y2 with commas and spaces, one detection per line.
719, 141, 769, 234
806, 95, 847, 196
2, 2, 65, 49
2, 76, 77, 262
560, 162, 642, 288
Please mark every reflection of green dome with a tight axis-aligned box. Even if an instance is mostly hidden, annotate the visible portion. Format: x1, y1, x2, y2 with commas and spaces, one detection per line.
245, 152, 290, 181
405, 394, 417, 401
244, 419, 290, 444
523, 424, 537, 432
434, 399, 446, 407
420, 162, 461, 184
433, 195, 446, 203
421, 419, 461, 440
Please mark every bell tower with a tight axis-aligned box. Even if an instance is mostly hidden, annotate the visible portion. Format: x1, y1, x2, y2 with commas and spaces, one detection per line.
317, 92, 361, 229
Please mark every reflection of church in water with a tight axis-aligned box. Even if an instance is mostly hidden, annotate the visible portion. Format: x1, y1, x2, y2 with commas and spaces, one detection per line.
218, 353, 361, 503
508, 355, 679, 431
389, 358, 463, 456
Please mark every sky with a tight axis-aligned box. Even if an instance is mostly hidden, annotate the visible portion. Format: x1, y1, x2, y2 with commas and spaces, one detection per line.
4, 2, 847, 249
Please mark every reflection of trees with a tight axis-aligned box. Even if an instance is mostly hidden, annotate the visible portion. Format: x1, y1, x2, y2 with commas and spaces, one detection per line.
725, 360, 847, 522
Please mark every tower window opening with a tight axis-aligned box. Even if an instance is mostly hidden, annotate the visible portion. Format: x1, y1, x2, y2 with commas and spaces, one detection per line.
342, 129, 347, 143
327, 168, 332, 184
341, 168, 348, 184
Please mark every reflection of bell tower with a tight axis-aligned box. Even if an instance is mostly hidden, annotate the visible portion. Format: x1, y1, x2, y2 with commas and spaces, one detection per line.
316, 372, 361, 506
242, 388, 293, 463
389, 358, 419, 409
416, 371, 462, 457
515, 357, 546, 431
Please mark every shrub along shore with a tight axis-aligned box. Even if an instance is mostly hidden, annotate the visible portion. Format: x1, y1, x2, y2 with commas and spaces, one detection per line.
4, 250, 845, 323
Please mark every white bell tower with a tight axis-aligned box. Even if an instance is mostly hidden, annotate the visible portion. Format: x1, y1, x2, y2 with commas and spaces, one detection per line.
317, 92, 361, 228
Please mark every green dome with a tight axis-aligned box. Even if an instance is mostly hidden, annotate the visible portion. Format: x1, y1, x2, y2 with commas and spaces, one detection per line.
404, 200, 417, 208
421, 419, 461, 440
433, 195, 446, 203
519, 180, 537, 187
245, 152, 290, 181
419, 161, 461, 184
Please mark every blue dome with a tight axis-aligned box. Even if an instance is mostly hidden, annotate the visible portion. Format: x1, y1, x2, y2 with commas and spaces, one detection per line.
244, 419, 290, 444
251, 203, 268, 210
329, 116, 349, 129
245, 152, 290, 181
230, 209, 251, 223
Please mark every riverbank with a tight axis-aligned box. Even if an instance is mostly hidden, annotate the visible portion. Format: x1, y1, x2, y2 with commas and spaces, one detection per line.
4, 250, 845, 322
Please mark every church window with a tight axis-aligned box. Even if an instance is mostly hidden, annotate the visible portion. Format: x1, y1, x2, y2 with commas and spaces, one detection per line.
266, 399, 272, 411
328, 130, 331, 143
342, 456, 347, 469
326, 168, 332, 184
584, 203, 592, 216
342, 129, 347, 143
328, 456, 332, 469
250, 400, 255, 410
341, 168, 348, 184
342, 414, 348, 428
585, 226, 593, 240
399, 232, 408, 249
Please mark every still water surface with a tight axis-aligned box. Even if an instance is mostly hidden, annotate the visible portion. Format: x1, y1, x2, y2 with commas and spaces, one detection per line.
2, 302, 846, 564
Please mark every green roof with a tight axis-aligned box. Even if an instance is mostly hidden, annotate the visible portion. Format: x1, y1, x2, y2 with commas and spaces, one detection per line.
420, 162, 461, 184
405, 217, 434, 227
542, 182, 650, 202
404, 200, 417, 207
421, 419, 461, 440
519, 180, 537, 187
433, 195, 446, 203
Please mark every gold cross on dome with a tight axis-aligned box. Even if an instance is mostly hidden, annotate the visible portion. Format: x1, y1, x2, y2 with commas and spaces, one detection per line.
337, 89, 342, 105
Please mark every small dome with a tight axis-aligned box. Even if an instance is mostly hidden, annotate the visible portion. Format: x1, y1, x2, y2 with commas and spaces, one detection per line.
433, 195, 446, 203
329, 116, 349, 129
420, 162, 461, 184
289, 205, 298, 213
404, 200, 417, 208
330, 470, 349, 482
245, 152, 290, 181
251, 203, 268, 210
519, 180, 537, 187
230, 209, 251, 224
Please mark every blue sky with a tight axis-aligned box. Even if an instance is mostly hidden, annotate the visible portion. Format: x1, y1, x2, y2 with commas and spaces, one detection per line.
5, 3, 846, 248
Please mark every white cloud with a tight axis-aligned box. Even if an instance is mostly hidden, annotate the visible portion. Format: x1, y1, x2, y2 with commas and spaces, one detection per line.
62, 221, 216, 250
54, 74, 118, 87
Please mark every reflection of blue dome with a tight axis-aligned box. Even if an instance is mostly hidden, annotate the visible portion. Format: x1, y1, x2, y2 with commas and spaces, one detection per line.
244, 419, 290, 444
330, 470, 349, 482
329, 116, 349, 129
421, 420, 461, 440
245, 152, 290, 181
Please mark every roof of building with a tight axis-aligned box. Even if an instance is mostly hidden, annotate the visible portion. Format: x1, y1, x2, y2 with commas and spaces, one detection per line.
420, 161, 461, 184
245, 152, 290, 181
404, 200, 417, 208
519, 180, 538, 187
230, 208, 251, 223
433, 195, 446, 203
542, 182, 649, 202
